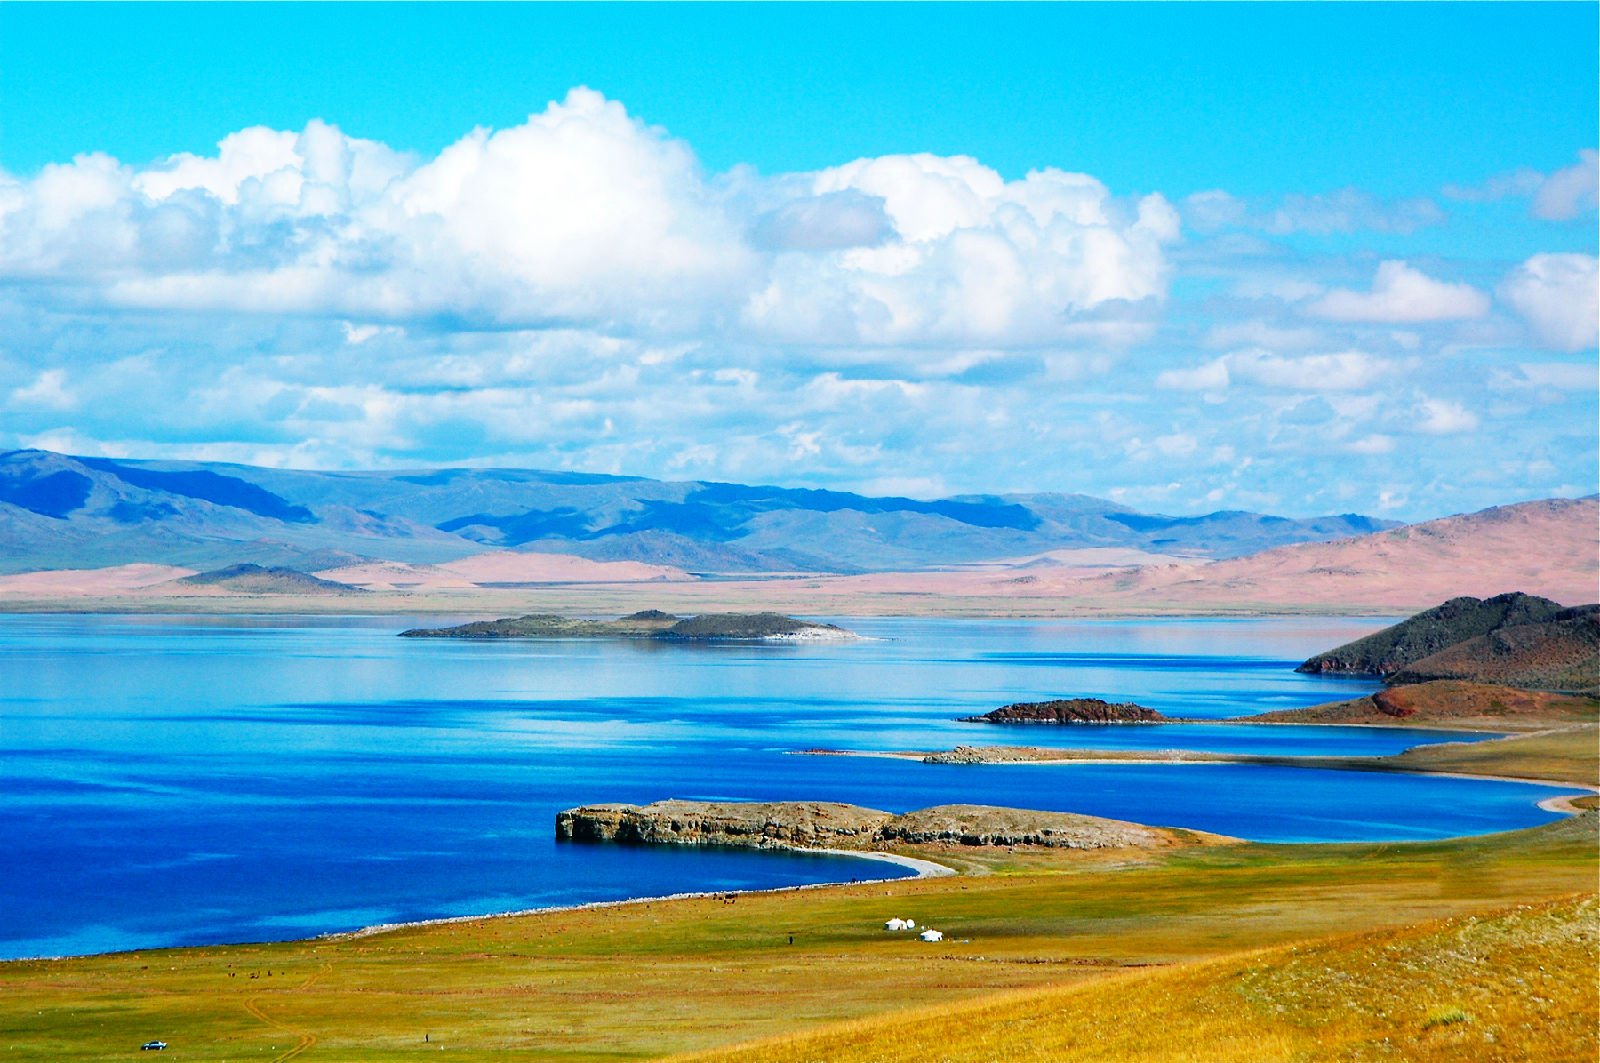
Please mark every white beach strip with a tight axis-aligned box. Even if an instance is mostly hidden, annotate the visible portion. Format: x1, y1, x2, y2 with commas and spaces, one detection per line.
334, 847, 958, 941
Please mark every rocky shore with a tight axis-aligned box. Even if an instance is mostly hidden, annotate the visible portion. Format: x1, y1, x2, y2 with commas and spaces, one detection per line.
555, 799, 1220, 852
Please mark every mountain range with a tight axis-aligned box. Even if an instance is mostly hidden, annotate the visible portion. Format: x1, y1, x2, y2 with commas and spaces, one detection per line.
0, 449, 1396, 575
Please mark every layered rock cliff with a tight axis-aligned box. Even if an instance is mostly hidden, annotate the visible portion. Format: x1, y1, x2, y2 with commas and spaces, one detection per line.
556, 799, 1214, 852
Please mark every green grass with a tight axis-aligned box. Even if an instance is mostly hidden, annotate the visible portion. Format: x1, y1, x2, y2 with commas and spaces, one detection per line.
2, 814, 1595, 1061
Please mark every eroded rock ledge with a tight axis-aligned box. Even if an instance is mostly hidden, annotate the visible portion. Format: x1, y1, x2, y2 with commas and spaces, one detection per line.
555, 799, 1213, 851
961, 698, 1166, 724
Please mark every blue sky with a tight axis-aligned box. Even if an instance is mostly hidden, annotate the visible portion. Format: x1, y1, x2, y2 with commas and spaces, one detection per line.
0, 2, 1595, 520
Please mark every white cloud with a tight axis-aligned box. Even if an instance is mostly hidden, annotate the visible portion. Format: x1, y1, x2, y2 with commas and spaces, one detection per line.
1183, 187, 1445, 235
0, 91, 1176, 351
744, 157, 1177, 345
1444, 149, 1598, 221
1500, 253, 1599, 351
1157, 349, 1389, 393
9, 368, 77, 410
1345, 434, 1395, 455
1414, 398, 1479, 435
1531, 150, 1599, 220
1309, 261, 1489, 323
1156, 357, 1229, 392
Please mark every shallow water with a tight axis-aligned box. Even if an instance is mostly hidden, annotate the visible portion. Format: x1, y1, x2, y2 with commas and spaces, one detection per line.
0, 614, 1578, 959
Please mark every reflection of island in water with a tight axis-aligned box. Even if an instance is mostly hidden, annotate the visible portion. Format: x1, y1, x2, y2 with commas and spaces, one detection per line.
400, 609, 859, 642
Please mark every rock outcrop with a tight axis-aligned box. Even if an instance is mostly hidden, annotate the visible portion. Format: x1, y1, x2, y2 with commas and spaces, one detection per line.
1295, 592, 1568, 676
556, 799, 1212, 852
555, 800, 890, 848
960, 698, 1165, 724
401, 611, 856, 641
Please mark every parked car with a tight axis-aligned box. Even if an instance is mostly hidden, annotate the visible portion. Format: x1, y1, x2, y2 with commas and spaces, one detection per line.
139, 1042, 167, 1052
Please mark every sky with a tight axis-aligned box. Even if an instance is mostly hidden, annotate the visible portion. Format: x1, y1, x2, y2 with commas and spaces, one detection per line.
0, 2, 1595, 521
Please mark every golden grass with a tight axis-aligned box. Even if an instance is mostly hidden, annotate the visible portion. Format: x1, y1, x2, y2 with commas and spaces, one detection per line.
2, 814, 1596, 1061
1382, 724, 1599, 786
675, 895, 1600, 1063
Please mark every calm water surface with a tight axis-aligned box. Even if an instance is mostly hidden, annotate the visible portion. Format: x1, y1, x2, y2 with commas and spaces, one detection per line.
0, 614, 1580, 959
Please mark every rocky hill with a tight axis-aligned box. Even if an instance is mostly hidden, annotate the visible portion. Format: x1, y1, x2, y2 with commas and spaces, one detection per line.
555, 799, 1219, 851
960, 698, 1166, 724
1296, 592, 1569, 675
0, 448, 1393, 575
1293, 594, 1599, 694
1387, 606, 1599, 693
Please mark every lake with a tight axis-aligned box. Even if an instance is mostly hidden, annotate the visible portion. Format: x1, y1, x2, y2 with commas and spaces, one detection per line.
0, 613, 1580, 959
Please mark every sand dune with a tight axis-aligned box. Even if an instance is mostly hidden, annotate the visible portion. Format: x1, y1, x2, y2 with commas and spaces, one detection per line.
318, 551, 693, 590
0, 564, 197, 596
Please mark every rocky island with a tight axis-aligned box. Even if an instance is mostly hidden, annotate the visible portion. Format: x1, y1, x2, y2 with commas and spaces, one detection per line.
556, 799, 1223, 852
400, 610, 857, 641
960, 697, 1166, 724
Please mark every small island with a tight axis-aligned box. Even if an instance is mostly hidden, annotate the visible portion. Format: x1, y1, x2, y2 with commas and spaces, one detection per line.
400, 610, 858, 641
960, 697, 1166, 724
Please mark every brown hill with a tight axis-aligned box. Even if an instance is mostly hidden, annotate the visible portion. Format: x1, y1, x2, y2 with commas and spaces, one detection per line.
1296, 592, 1569, 675
1048, 497, 1597, 611
1388, 606, 1599, 693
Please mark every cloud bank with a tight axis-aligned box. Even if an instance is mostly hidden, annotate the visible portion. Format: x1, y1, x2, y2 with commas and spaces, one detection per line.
0, 89, 1594, 521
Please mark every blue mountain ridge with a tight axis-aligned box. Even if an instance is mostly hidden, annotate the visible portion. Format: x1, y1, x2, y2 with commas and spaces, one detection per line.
0, 449, 1395, 575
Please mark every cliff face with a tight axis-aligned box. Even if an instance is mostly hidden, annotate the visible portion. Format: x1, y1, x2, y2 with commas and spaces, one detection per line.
556, 800, 1213, 852
961, 698, 1165, 724
555, 801, 890, 848
1295, 592, 1568, 676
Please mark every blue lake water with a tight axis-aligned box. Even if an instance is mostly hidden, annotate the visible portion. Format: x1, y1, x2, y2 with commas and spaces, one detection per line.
0, 613, 1581, 959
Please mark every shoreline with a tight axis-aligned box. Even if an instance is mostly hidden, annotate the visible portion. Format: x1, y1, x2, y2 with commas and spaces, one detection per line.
3, 847, 957, 964
799, 747, 1598, 810
336, 846, 956, 942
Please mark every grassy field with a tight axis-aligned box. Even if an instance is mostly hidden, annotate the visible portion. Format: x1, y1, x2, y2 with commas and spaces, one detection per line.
677, 895, 1598, 1063
2, 813, 1595, 1061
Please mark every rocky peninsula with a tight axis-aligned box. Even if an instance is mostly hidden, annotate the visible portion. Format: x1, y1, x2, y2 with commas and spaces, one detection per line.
960, 698, 1166, 724
400, 610, 857, 641
556, 798, 1220, 852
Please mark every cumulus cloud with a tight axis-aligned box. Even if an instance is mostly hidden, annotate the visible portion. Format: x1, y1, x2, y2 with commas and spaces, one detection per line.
0, 90, 1177, 349
1500, 253, 1599, 351
744, 156, 1178, 345
1308, 261, 1489, 323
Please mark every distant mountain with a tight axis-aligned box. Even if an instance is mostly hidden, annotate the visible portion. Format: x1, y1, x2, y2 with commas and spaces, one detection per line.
1296, 592, 1570, 675
0, 449, 1395, 575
